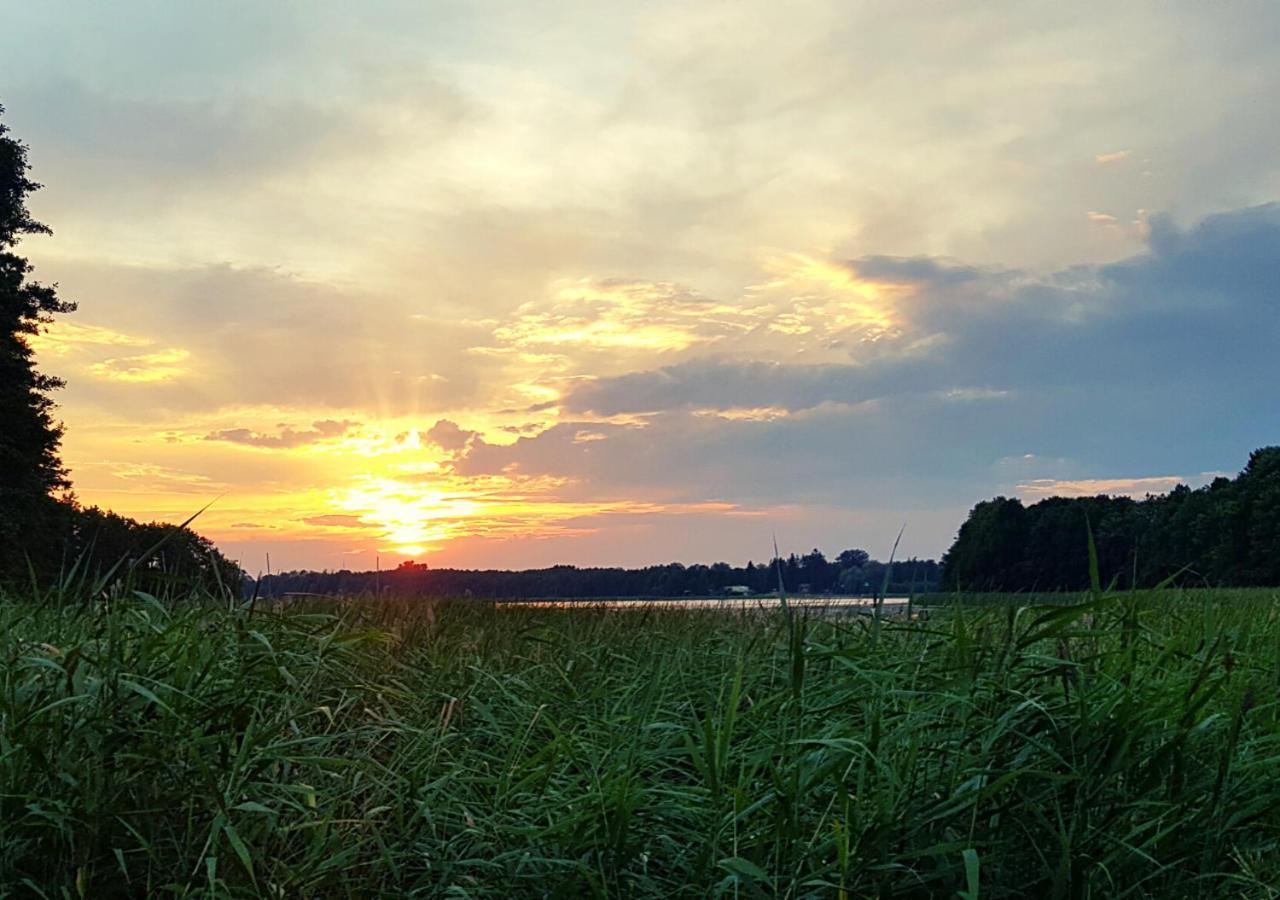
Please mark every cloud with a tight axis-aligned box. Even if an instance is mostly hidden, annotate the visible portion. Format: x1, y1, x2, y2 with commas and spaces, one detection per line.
10, 1, 1280, 567
87, 348, 190, 383
34, 199, 1280, 562
561, 359, 885, 416
35, 262, 502, 419
849, 255, 986, 289
301, 514, 366, 528
1017, 476, 1184, 499
1016, 471, 1229, 500
205, 419, 360, 449
5, 72, 467, 212
61, 461, 225, 493
27, 321, 151, 356
555, 203, 1280, 416
426, 419, 479, 452
1095, 150, 1132, 164
494, 280, 720, 352
452, 203, 1280, 524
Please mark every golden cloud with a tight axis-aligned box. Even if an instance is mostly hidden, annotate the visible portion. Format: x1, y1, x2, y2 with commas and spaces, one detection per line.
88, 348, 191, 383
27, 320, 152, 356
492, 279, 724, 353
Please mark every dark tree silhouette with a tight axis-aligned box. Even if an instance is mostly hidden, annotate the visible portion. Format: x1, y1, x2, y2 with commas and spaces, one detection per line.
0, 104, 76, 578
941, 447, 1280, 590
0, 106, 239, 591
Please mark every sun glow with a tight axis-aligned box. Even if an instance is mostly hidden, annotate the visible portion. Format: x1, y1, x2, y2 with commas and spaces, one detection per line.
492, 280, 718, 354
337, 477, 484, 553
759, 253, 904, 335
40, 250, 924, 569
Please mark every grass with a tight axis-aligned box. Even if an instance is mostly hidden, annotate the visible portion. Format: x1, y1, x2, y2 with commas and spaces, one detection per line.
4, 585, 1280, 897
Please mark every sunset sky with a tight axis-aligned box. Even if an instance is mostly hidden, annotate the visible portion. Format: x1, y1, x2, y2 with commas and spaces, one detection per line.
3, 2, 1279, 571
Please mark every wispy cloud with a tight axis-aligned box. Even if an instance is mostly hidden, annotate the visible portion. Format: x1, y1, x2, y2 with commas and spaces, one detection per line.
1016, 471, 1229, 500
27, 321, 151, 355
88, 348, 191, 383
204, 419, 360, 449
1095, 149, 1132, 164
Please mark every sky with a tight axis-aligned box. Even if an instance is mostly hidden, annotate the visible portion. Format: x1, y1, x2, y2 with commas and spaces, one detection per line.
3, 1, 1279, 572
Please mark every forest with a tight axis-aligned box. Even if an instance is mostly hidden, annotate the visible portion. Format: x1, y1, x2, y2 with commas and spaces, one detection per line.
941, 446, 1280, 591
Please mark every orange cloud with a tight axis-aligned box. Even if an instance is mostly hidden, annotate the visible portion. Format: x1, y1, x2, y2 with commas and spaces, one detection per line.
1095, 150, 1131, 164
1016, 476, 1184, 499
205, 419, 360, 449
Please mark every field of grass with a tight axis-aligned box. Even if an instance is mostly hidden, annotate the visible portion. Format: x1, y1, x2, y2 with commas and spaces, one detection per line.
5, 585, 1280, 897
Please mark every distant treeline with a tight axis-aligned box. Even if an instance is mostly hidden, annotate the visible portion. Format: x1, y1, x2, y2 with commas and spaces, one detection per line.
256, 549, 942, 599
942, 446, 1280, 591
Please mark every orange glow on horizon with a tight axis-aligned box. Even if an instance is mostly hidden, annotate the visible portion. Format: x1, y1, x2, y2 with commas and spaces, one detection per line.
34, 250, 925, 568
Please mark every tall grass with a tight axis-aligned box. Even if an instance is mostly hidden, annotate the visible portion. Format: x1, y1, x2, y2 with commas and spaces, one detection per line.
4, 586, 1280, 896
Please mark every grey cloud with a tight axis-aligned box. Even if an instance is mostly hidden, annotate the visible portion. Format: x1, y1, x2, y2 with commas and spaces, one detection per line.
3, 67, 468, 208
15, 80, 350, 183
455, 402, 1015, 512
562, 359, 904, 416
205, 419, 359, 449
41, 262, 495, 417
461, 203, 1280, 518
850, 256, 988, 288
565, 204, 1280, 419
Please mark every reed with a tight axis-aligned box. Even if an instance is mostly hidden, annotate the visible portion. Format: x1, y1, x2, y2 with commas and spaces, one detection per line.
3, 583, 1280, 897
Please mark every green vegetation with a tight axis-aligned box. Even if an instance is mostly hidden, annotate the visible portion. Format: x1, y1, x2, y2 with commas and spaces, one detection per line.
5, 583, 1280, 897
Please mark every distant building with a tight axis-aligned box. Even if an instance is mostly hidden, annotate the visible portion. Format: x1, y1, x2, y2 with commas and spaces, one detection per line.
723, 585, 751, 596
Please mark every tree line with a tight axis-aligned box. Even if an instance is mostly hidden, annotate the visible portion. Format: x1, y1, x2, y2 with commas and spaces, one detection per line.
256, 550, 941, 599
941, 446, 1280, 591
0, 105, 236, 590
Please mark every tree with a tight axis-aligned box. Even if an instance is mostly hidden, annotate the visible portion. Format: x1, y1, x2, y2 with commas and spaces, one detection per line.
941, 497, 1029, 590
941, 449, 1280, 590
799, 548, 833, 592
0, 104, 76, 578
0, 107, 239, 594
836, 548, 870, 569
1238, 448, 1280, 585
